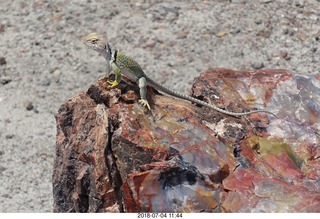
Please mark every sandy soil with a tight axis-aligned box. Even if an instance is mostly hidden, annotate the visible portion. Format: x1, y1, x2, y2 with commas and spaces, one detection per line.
0, 0, 319, 212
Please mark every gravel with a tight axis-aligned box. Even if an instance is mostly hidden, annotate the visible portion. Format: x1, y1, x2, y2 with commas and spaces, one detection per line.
0, 0, 319, 212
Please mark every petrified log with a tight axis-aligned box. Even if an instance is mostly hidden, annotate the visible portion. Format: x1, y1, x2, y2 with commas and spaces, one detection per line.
53, 68, 320, 212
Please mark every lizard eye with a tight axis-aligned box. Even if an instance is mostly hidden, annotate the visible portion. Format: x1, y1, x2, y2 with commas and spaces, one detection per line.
91, 38, 98, 44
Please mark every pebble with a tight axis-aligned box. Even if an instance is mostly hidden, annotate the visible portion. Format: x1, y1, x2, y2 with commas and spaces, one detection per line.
234, 50, 244, 57
0, 77, 11, 85
230, 28, 241, 35
262, 0, 274, 3
215, 31, 228, 38
33, 108, 39, 114
255, 19, 263, 25
5, 134, 14, 139
251, 61, 264, 69
42, 79, 51, 86
52, 69, 61, 77
296, 31, 308, 41
257, 29, 272, 38
280, 51, 291, 60
175, 49, 183, 57
283, 28, 295, 36
0, 57, 6, 65
25, 101, 34, 111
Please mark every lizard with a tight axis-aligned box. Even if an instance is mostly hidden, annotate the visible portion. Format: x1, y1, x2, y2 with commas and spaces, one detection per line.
82, 32, 277, 117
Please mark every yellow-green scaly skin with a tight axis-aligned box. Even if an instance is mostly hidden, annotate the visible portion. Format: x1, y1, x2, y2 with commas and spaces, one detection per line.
115, 51, 147, 79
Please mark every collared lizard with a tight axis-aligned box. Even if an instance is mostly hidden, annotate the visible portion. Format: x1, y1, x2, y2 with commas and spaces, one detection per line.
82, 33, 276, 117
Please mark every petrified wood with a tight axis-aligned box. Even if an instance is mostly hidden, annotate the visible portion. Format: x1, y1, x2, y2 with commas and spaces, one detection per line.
53, 68, 320, 212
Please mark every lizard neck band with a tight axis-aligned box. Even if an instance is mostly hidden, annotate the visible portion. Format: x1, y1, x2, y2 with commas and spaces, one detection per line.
112, 49, 118, 63
107, 43, 112, 58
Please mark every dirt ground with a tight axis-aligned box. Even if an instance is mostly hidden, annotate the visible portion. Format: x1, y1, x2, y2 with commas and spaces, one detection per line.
0, 0, 319, 212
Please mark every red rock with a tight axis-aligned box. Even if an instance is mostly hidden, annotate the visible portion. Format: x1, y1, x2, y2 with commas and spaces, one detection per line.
53, 68, 320, 212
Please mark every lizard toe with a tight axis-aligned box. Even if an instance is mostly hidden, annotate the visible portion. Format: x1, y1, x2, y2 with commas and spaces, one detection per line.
106, 80, 119, 89
138, 99, 151, 110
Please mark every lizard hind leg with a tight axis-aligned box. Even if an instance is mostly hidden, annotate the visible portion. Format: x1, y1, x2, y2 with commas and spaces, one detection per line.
138, 77, 151, 110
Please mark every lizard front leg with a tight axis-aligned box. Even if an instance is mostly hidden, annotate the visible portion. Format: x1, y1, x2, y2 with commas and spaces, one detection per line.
138, 77, 151, 110
107, 64, 122, 88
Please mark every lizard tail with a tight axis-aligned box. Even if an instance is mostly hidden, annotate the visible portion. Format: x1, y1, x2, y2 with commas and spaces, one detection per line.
146, 78, 277, 117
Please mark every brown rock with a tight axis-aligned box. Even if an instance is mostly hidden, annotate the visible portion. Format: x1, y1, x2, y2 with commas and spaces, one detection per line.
53, 68, 320, 212
280, 50, 291, 60
25, 101, 34, 111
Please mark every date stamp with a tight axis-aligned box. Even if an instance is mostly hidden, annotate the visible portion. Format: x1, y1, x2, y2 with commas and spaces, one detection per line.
137, 213, 183, 218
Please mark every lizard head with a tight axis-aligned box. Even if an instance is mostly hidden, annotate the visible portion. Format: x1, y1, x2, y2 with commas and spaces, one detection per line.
82, 33, 111, 58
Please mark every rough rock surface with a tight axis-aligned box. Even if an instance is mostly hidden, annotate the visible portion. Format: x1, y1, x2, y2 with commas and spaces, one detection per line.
53, 68, 320, 212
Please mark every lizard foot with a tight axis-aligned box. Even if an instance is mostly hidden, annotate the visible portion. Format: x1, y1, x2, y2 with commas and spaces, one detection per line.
107, 80, 119, 89
138, 99, 151, 110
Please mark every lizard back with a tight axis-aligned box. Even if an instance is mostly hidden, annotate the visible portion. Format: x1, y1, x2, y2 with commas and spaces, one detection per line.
115, 51, 147, 80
